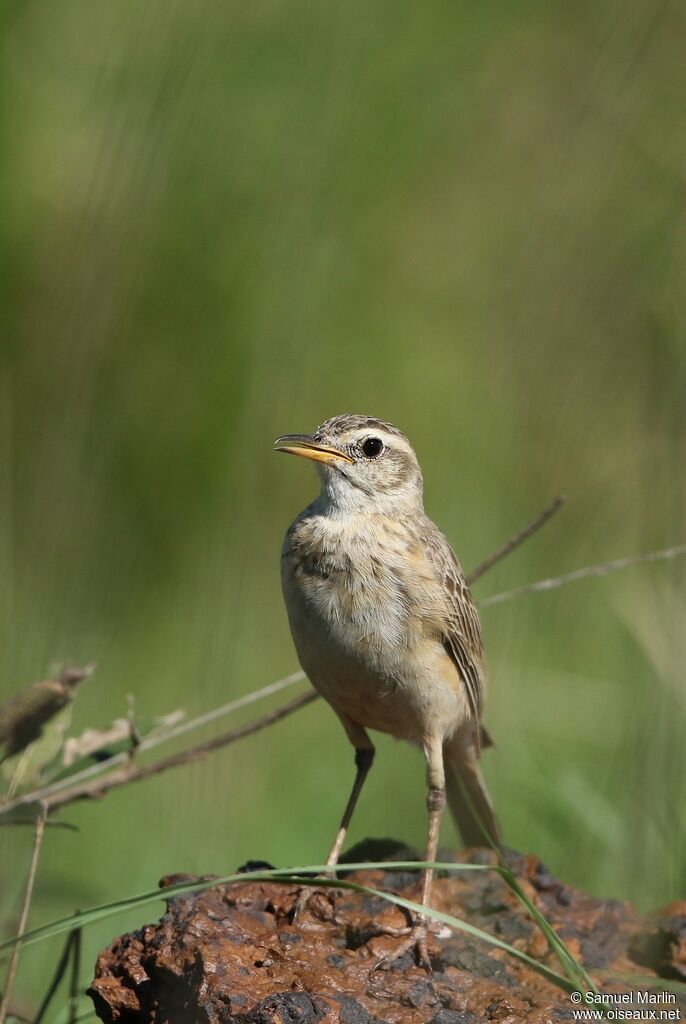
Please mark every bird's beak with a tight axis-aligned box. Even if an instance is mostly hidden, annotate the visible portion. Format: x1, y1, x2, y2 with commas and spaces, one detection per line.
273, 434, 354, 465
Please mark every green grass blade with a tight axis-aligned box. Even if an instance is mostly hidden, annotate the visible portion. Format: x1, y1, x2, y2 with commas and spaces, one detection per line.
496, 862, 597, 995
450, 775, 596, 995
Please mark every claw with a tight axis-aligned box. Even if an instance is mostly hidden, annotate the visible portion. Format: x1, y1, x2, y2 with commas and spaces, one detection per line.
291, 883, 335, 924
369, 922, 433, 976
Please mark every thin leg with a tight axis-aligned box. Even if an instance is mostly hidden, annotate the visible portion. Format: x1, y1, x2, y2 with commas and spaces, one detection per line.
411, 783, 446, 965
323, 716, 375, 870
420, 735, 448, 913
325, 745, 375, 868
372, 736, 446, 973
294, 719, 374, 921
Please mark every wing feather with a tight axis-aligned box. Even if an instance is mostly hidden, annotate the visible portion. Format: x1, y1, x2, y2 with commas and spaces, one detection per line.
423, 525, 485, 743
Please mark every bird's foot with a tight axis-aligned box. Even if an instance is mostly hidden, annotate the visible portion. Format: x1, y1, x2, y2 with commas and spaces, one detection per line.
369, 919, 433, 975
291, 877, 337, 924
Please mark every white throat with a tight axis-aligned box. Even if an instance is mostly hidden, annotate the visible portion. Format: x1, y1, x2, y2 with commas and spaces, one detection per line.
315, 464, 423, 519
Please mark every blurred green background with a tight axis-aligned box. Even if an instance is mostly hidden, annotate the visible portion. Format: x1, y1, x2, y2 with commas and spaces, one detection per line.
1, 0, 685, 1013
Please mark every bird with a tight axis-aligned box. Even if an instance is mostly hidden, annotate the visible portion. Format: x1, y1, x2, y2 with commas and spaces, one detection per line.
275, 413, 500, 969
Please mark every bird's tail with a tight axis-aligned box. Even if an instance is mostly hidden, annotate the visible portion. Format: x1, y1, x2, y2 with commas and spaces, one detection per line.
444, 728, 501, 849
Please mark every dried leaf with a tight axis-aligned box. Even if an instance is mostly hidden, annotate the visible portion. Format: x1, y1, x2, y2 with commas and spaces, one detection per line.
0, 664, 94, 765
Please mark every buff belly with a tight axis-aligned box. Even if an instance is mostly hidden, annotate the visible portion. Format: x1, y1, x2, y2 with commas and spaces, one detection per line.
282, 566, 467, 745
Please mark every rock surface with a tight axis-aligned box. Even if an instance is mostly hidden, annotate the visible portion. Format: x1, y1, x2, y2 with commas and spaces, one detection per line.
88, 840, 685, 1023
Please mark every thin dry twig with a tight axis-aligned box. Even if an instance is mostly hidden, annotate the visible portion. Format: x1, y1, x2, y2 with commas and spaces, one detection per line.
142, 670, 306, 751
0, 804, 47, 1024
0, 671, 307, 814
17, 690, 318, 814
480, 544, 686, 607
466, 495, 566, 585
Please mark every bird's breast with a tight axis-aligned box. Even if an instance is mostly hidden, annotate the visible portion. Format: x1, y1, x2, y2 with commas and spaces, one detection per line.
280, 510, 467, 741
282, 515, 418, 658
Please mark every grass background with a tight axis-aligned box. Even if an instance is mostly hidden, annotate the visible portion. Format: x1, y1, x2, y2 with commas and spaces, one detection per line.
1, 0, 685, 1012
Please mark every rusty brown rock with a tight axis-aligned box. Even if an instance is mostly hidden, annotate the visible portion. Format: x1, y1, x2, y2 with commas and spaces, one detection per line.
629, 901, 686, 981
88, 840, 685, 1024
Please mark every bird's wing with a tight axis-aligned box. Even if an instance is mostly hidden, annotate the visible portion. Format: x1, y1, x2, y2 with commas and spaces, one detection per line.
423, 525, 485, 735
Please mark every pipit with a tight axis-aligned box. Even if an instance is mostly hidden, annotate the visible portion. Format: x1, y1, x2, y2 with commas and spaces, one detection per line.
275, 414, 500, 970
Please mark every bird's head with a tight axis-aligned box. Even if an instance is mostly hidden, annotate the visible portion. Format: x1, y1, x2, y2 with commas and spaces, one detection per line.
274, 413, 423, 513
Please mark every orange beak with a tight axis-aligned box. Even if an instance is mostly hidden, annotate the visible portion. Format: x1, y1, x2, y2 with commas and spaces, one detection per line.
273, 434, 354, 465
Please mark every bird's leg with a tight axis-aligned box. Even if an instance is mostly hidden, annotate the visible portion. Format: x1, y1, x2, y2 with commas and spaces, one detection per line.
371, 737, 446, 973
293, 721, 374, 922
324, 744, 375, 870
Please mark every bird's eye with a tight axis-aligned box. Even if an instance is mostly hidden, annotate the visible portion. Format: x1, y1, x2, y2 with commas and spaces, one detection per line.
361, 437, 384, 458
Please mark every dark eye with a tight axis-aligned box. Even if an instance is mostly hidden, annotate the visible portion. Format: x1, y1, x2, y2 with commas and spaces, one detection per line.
361, 437, 384, 458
